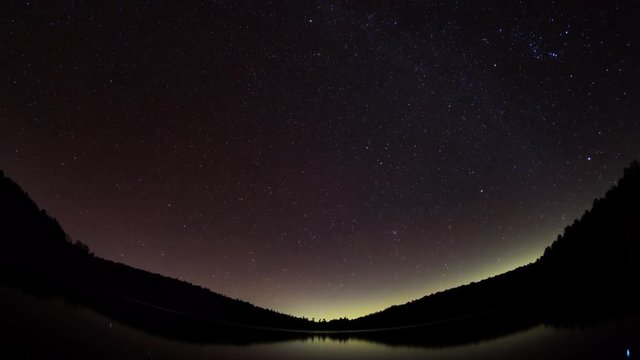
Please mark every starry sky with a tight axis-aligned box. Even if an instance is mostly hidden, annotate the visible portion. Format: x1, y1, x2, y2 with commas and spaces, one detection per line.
1, 1, 639, 320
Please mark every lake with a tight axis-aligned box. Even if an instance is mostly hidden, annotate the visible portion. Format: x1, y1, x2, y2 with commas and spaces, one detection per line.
0, 284, 636, 359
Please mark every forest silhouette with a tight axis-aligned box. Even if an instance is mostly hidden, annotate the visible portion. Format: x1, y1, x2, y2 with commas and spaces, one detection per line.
1, 161, 639, 346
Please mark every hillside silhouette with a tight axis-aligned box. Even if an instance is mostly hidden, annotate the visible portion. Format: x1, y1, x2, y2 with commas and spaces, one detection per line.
318, 160, 640, 345
0, 169, 313, 343
1, 161, 639, 346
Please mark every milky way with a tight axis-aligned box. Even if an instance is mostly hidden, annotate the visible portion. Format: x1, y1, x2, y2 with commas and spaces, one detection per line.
1, 1, 639, 319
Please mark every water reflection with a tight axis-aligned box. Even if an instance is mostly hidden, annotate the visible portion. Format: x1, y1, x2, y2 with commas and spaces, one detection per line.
0, 285, 636, 360
208, 324, 633, 360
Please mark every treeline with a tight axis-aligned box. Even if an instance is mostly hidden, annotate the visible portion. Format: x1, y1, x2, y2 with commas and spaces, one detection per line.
319, 160, 640, 340
538, 160, 640, 316
1, 161, 639, 346
0, 170, 311, 343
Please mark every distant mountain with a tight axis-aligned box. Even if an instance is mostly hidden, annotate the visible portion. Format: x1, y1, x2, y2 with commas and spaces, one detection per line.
0, 170, 311, 343
333, 160, 640, 336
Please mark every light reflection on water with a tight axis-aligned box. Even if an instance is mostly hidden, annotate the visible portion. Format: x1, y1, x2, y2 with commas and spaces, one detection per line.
199, 324, 628, 360
0, 285, 635, 360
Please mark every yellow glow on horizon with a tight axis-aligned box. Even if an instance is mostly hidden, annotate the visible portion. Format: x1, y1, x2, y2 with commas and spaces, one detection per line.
277, 232, 553, 321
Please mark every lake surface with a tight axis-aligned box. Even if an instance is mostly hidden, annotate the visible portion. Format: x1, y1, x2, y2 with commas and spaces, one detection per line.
0, 284, 636, 359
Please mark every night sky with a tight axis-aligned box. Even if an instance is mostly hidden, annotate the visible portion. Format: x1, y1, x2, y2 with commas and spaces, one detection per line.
1, 1, 639, 320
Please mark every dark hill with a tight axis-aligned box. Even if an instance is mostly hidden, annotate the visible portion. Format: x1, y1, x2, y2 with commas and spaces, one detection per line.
1, 161, 639, 346
327, 160, 640, 340
0, 170, 311, 343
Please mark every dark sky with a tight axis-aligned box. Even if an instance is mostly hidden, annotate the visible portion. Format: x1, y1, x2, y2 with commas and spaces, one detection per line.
1, 1, 639, 319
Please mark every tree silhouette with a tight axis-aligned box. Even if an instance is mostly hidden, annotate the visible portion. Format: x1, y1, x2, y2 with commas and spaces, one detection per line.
1, 161, 639, 345
0, 169, 313, 342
